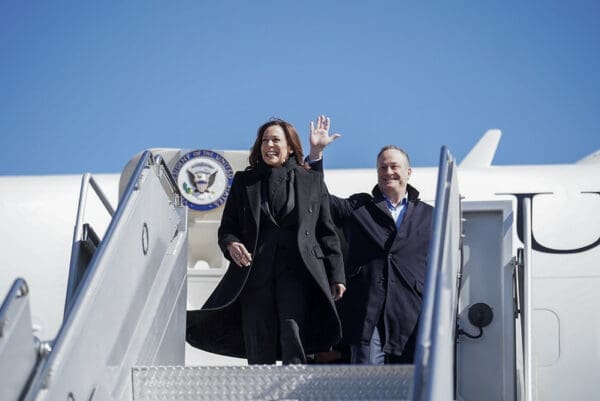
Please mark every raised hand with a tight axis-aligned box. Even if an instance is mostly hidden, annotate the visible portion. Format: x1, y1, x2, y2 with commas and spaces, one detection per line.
309, 115, 341, 161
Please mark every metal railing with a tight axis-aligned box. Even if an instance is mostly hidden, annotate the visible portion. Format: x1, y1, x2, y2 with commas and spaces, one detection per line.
412, 146, 461, 401
64, 152, 182, 320
521, 198, 533, 401
0, 279, 39, 401
63, 173, 116, 318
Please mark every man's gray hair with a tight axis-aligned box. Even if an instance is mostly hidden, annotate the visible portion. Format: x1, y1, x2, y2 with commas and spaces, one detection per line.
376, 145, 410, 165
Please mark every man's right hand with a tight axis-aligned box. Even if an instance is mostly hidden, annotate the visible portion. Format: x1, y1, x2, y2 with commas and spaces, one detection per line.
309, 115, 341, 161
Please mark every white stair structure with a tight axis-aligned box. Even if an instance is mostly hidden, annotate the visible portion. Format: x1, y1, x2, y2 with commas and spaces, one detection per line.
1, 152, 188, 401
1, 147, 532, 401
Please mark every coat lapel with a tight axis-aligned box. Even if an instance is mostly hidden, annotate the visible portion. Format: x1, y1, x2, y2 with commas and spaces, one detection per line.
351, 204, 396, 252
245, 177, 261, 227
372, 186, 397, 227
375, 197, 394, 222
294, 168, 312, 221
390, 201, 417, 253
395, 201, 415, 240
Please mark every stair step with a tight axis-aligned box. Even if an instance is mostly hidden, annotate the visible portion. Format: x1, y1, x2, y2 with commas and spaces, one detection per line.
132, 365, 414, 401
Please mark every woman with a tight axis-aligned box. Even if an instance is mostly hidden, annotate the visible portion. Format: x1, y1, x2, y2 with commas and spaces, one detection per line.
187, 118, 346, 364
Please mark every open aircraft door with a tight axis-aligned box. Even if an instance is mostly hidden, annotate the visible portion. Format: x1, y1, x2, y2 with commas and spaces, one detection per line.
455, 199, 518, 401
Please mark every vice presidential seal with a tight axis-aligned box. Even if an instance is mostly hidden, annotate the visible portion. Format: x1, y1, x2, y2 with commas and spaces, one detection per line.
172, 150, 234, 211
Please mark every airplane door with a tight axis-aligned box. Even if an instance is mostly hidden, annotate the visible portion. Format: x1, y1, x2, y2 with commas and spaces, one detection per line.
456, 200, 516, 401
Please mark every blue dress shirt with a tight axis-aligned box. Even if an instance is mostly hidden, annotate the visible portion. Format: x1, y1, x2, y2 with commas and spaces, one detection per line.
382, 193, 408, 229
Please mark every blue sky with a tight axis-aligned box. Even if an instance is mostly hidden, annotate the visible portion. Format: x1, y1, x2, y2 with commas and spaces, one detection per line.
1, 1, 599, 175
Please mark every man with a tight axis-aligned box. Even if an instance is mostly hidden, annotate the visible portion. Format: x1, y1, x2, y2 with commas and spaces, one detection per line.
308, 115, 433, 364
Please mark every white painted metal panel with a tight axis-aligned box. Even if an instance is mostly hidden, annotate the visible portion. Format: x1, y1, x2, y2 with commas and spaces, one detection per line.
23, 155, 188, 401
456, 201, 516, 401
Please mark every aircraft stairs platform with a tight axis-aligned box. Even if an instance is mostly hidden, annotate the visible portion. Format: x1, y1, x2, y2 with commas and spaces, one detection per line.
0, 148, 531, 401
131, 365, 414, 400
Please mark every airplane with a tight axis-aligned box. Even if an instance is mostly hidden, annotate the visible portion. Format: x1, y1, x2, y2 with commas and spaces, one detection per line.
0, 129, 598, 401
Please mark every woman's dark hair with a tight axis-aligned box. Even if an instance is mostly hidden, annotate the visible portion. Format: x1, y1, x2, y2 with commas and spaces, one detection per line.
248, 118, 306, 168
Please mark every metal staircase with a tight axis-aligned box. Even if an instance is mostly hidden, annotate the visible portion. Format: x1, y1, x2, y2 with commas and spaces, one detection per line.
1, 147, 471, 401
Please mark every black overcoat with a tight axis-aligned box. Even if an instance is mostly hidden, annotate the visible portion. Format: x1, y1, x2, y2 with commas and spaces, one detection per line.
312, 158, 433, 357
186, 165, 345, 359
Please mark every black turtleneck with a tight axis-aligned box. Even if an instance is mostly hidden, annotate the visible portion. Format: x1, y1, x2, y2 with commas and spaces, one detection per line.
256, 157, 297, 220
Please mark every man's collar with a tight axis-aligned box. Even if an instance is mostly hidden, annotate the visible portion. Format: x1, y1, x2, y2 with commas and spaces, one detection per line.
382, 192, 408, 209
373, 184, 420, 203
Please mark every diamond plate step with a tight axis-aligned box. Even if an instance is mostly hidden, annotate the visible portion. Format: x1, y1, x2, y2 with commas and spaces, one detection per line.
132, 365, 414, 401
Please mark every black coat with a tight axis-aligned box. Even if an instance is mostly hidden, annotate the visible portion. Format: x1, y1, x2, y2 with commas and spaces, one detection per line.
186, 164, 345, 359
312, 159, 433, 357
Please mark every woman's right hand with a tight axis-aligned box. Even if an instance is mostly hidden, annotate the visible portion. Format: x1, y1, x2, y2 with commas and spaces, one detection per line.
226, 242, 252, 267
309, 115, 341, 161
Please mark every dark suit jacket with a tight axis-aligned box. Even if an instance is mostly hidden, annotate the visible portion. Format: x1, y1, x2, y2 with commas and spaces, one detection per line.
311, 158, 433, 357
186, 164, 345, 358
